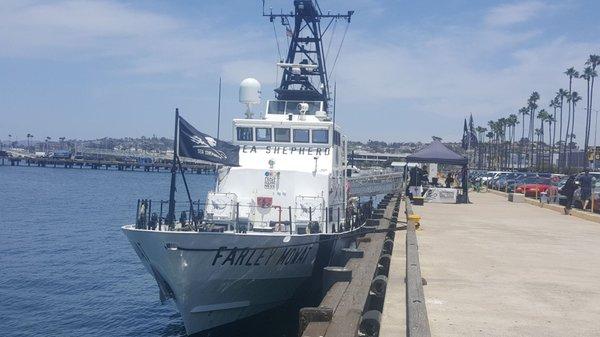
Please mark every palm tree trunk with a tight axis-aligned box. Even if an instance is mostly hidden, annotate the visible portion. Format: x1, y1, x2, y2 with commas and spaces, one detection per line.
529, 112, 534, 170
585, 79, 591, 168
565, 77, 573, 169
520, 114, 524, 169
559, 99, 564, 171
552, 107, 557, 171
591, 76, 596, 169
570, 101, 576, 165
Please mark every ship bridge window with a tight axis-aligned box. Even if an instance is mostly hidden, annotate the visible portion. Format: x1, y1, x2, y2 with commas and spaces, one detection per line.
236, 127, 253, 141
267, 101, 286, 114
285, 101, 321, 115
312, 129, 329, 144
266, 100, 322, 115
274, 128, 291, 142
293, 129, 309, 143
255, 128, 272, 142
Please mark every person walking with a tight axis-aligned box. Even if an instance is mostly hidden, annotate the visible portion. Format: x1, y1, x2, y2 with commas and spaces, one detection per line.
579, 169, 593, 211
561, 175, 577, 215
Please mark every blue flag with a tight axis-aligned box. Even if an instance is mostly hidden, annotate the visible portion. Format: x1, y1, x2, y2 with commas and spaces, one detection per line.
177, 116, 240, 166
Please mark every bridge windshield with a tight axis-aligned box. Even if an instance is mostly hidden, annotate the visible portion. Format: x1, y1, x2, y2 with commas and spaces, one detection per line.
267, 100, 323, 115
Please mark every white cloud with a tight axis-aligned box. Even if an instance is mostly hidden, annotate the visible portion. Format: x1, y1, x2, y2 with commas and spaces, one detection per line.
484, 1, 548, 27
0, 0, 271, 79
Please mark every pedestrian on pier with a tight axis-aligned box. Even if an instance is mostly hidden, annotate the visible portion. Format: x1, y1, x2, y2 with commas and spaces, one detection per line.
445, 173, 454, 188
561, 175, 577, 215
579, 169, 592, 211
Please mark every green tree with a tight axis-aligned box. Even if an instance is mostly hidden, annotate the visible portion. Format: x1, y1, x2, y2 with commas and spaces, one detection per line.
586, 55, 600, 167
567, 92, 582, 163
582, 66, 598, 167
527, 92, 540, 169
518, 106, 529, 168
564, 68, 580, 167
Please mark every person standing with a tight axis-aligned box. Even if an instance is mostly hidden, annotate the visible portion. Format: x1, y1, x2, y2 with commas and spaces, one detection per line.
561, 175, 577, 215
445, 173, 454, 188
579, 169, 593, 211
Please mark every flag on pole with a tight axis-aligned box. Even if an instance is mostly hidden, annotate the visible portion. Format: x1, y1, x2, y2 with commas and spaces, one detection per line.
177, 116, 239, 166
461, 118, 469, 150
468, 114, 478, 147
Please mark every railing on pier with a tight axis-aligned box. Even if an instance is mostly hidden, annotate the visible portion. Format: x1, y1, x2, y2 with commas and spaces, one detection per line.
404, 197, 431, 337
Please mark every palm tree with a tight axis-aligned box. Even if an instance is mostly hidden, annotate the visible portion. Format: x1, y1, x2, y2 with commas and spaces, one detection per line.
557, 89, 568, 170
528, 92, 540, 169
488, 120, 497, 169
486, 131, 494, 169
564, 67, 580, 168
582, 66, 598, 168
475, 126, 487, 142
498, 118, 508, 168
549, 97, 559, 169
476, 126, 487, 169
587, 55, 600, 167
537, 109, 550, 169
518, 107, 529, 168
547, 113, 556, 170
567, 92, 582, 164
507, 114, 519, 168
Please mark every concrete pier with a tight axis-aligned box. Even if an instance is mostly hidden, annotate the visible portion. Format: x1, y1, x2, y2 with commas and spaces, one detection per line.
381, 192, 600, 337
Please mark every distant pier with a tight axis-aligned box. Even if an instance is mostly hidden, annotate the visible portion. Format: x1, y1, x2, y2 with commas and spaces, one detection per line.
2, 156, 215, 174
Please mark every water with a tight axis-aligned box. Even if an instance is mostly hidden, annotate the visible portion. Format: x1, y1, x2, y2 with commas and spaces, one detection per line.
0, 166, 218, 336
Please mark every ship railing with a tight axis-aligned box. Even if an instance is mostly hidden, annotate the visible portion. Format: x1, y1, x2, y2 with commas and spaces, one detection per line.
348, 172, 404, 197
133, 199, 376, 235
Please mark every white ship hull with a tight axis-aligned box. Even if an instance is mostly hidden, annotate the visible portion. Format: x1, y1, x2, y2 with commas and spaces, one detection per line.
122, 225, 355, 335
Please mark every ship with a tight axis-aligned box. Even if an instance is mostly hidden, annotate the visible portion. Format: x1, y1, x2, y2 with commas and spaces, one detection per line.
122, 1, 362, 335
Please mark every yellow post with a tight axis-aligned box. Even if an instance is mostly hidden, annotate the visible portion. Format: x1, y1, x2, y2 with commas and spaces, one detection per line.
408, 214, 422, 230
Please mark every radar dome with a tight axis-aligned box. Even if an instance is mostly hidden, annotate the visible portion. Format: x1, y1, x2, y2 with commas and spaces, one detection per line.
239, 78, 261, 104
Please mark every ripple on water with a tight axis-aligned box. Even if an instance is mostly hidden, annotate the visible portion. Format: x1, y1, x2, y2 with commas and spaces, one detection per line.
0, 167, 208, 336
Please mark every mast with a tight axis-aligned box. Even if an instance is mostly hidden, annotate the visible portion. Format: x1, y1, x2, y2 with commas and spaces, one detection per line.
215, 78, 222, 192
265, 0, 353, 111
165, 108, 179, 226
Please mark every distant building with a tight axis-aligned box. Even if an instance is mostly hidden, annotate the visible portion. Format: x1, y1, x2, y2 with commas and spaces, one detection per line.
558, 150, 587, 169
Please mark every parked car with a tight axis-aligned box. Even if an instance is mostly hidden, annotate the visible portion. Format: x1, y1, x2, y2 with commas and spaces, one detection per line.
496, 172, 525, 191
506, 173, 537, 192
515, 177, 558, 198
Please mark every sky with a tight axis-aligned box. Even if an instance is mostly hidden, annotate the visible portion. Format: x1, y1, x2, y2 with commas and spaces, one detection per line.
1, 0, 599, 143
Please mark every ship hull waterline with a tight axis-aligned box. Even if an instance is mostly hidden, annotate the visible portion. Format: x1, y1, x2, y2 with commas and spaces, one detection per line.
122, 225, 360, 335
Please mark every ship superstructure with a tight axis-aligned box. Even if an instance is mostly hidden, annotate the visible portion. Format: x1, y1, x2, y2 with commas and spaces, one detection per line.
122, 1, 358, 335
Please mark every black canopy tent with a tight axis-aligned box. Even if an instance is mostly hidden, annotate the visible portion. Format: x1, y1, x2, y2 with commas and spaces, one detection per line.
405, 140, 469, 203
